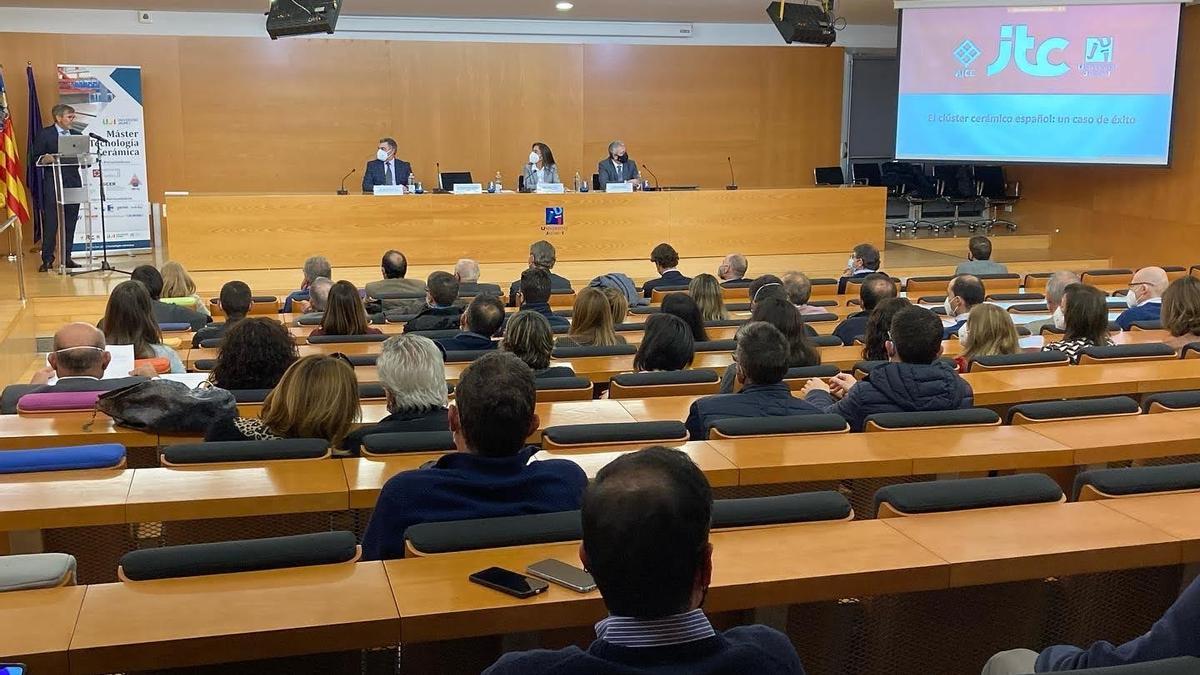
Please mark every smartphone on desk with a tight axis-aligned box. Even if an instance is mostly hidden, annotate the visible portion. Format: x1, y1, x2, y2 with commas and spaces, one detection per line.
0, 665, 26, 675
527, 559, 597, 593
469, 566, 549, 599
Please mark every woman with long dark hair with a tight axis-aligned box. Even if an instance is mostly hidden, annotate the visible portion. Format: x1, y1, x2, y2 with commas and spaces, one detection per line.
311, 280, 382, 337
661, 293, 709, 342
861, 297, 912, 361
1042, 283, 1114, 363
718, 296, 822, 393
101, 280, 186, 373
522, 142, 560, 192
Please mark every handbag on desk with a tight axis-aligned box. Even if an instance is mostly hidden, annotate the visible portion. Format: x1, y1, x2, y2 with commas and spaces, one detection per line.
91, 380, 237, 433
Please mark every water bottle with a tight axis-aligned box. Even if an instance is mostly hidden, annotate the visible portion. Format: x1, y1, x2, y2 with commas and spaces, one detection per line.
414, 180, 423, 195
487, 180, 496, 193
407, 173, 415, 194
573, 171, 582, 192
494, 171, 503, 192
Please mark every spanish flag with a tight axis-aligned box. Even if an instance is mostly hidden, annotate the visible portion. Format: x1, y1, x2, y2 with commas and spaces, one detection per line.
0, 66, 32, 228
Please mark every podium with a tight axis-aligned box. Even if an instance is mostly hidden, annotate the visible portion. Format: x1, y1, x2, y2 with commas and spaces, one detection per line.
46, 150, 95, 275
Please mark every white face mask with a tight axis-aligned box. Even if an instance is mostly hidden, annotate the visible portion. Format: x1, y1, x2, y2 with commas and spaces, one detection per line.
376, 149, 389, 162
1125, 290, 1139, 308
944, 298, 957, 318
1052, 306, 1066, 330
847, 256, 857, 270
957, 324, 970, 347
529, 151, 540, 164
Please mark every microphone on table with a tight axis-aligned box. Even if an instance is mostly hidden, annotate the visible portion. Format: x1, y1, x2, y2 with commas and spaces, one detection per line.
88, 132, 110, 144
642, 164, 660, 191
337, 168, 356, 195
436, 161, 443, 192
726, 156, 739, 191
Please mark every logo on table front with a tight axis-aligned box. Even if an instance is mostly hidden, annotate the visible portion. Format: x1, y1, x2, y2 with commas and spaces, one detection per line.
541, 207, 566, 235
953, 39, 981, 78
1080, 37, 1116, 77
986, 25, 1069, 77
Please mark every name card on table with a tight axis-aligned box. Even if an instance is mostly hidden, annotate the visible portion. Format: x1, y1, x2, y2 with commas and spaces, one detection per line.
452, 183, 484, 195
605, 182, 634, 193
535, 183, 565, 194
373, 185, 407, 196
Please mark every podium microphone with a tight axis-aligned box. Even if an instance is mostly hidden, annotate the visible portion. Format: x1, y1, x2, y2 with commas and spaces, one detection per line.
726, 156, 739, 191
337, 168, 356, 195
88, 132, 110, 144
642, 164, 660, 191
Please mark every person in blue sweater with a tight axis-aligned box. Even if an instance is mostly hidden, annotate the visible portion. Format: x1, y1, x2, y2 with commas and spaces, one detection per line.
485, 446, 806, 675
685, 321, 823, 439
360, 351, 587, 561
802, 305, 974, 432
1114, 266, 1168, 330
980, 573, 1200, 673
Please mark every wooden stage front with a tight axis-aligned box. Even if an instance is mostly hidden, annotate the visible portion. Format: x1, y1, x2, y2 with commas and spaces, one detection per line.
163, 187, 886, 271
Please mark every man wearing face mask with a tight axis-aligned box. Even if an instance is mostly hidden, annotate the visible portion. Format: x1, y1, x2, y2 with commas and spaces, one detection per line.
1114, 267, 1168, 330
362, 137, 413, 194
1025, 271, 1081, 335
597, 140, 640, 189
837, 243, 883, 294
943, 275, 985, 340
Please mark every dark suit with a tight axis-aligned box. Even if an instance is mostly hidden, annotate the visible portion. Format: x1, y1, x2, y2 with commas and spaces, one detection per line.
642, 270, 692, 299
1, 376, 147, 415
435, 332, 497, 355
685, 382, 823, 440
341, 407, 449, 456
32, 125, 83, 264
152, 300, 210, 331
362, 158, 413, 193
597, 158, 640, 188
507, 271, 573, 307
458, 282, 503, 298
832, 311, 869, 347
404, 306, 464, 333
721, 278, 753, 289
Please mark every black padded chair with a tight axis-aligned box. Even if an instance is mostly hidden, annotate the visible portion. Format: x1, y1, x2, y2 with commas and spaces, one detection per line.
812, 335, 843, 347
382, 312, 418, 324
974, 165, 1020, 231
231, 383, 385, 402
1074, 463, 1200, 501
295, 315, 324, 326
406, 329, 462, 340
968, 351, 1070, 372
1007, 396, 1141, 425
162, 439, 330, 465
552, 344, 637, 358
701, 319, 749, 328
712, 492, 852, 528
609, 370, 720, 399
814, 166, 846, 186
541, 421, 689, 450
361, 431, 456, 456
1181, 343, 1200, 360
535, 376, 595, 402
726, 302, 751, 312
119, 531, 359, 581
853, 162, 883, 186
193, 359, 217, 372
800, 312, 839, 323
987, 293, 1045, 302
346, 354, 378, 367
1008, 302, 1050, 314
784, 365, 841, 380
694, 339, 736, 353
442, 350, 494, 363
199, 338, 224, 349
307, 333, 389, 345
405, 510, 582, 555
630, 306, 660, 315
874, 474, 1064, 518
1078, 343, 1176, 365
864, 408, 1001, 432
707, 413, 849, 439
1142, 390, 1200, 413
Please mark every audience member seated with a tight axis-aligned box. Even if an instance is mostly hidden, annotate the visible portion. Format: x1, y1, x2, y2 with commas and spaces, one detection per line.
282, 255, 331, 313
954, 303, 1020, 373
160, 260, 211, 318
205, 354, 360, 447
310, 280, 382, 337
365, 250, 426, 314
485, 446, 805, 675
1, 323, 149, 414
1161, 276, 1200, 349
192, 281, 252, 348
861, 298, 911, 361
661, 293, 709, 342
944, 274, 986, 339
833, 273, 898, 346
342, 334, 451, 455
955, 236, 1009, 276
837, 243, 883, 294
803, 306, 973, 431
981, 574, 1200, 673
1025, 270, 1080, 334
642, 243, 691, 298
208, 317, 298, 391
557, 287, 625, 348
361, 351, 588, 561
601, 285, 631, 324
502, 311, 576, 379
783, 271, 828, 316
454, 258, 503, 298
633, 314, 695, 372
507, 240, 573, 306
1114, 266, 1168, 330
688, 322, 823, 438
435, 295, 505, 353
719, 297, 821, 393
717, 252, 751, 288
101, 281, 186, 373
748, 275, 786, 310
511, 267, 571, 331
404, 272, 465, 332
129, 265, 209, 331
689, 274, 728, 321
592, 272, 644, 312
1041, 283, 1114, 364
299, 276, 333, 321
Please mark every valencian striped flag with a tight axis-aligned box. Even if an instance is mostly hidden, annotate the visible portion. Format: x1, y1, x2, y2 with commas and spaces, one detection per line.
0, 66, 32, 228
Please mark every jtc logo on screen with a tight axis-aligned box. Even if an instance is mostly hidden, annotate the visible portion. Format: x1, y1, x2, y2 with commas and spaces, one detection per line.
953, 25, 1114, 78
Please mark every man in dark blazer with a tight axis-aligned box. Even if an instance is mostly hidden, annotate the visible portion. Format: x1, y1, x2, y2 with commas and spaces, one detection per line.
32, 104, 84, 271
454, 259, 503, 299
435, 295, 504, 354
130, 265, 211, 331
642, 243, 691, 298
506, 241, 573, 307
597, 139, 640, 189
404, 271, 465, 333
1, 323, 148, 414
362, 137, 413, 193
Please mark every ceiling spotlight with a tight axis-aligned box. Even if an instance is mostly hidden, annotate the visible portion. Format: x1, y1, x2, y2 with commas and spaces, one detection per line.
556, 2, 574, 10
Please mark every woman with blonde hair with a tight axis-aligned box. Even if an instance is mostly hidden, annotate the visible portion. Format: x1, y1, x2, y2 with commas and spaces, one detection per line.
160, 260, 211, 317
955, 303, 1021, 372
600, 285, 630, 325
1161, 276, 1200, 349
205, 354, 362, 448
558, 287, 625, 347
689, 273, 728, 322
502, 311, 576, 379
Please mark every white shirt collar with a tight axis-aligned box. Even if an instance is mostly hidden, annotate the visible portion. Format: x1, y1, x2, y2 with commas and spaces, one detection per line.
1138, 297, 1162, 307
57, 375, 100, 381
661, 268, 680, 275
55, 124, 69, 135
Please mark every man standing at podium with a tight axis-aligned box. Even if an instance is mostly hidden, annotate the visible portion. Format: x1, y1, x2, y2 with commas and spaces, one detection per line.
33, 104, 83, 272
362, 137, 412, 194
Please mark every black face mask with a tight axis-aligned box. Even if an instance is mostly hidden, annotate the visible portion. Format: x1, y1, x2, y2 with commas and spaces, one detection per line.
614, 153, 628, 163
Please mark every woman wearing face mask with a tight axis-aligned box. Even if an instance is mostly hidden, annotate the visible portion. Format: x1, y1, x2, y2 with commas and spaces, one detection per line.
597, 139, 640, 189
521, 142, 560, 193
1041, 283, 1114, 364
953, 303, 1020, 373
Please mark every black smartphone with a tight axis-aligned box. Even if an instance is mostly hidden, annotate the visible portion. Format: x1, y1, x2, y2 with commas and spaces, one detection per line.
469, 566, 550, 599
526, 559, 597, 593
